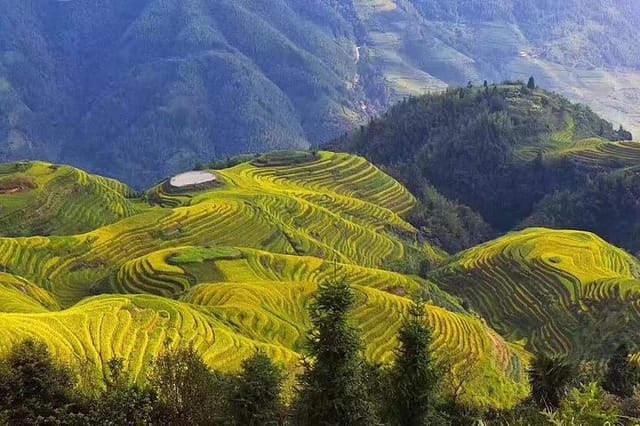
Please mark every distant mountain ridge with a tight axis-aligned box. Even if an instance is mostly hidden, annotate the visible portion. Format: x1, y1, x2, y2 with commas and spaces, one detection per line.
1, 0, 639, 187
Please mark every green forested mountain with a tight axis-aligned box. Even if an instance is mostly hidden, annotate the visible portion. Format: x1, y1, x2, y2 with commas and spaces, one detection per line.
333, 84, 640, 253
0, 0, 369, 187
1, 0, 640, 187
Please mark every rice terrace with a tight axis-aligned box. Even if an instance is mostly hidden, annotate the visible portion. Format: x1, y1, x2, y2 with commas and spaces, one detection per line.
4, 1, 640, 423
1, 141, 640, 417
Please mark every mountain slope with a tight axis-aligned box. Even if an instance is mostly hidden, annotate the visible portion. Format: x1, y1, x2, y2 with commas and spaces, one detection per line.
2, 0, 640, 187
0, 161, 141, 236
0, 0, 366, 187
0, 152, 439, 307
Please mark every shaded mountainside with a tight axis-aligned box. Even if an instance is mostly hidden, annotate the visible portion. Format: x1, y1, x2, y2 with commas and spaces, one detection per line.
0, 152, 529, 409
332, 84, 640, 253
2, 0, 640, 187
0, 0, 372, 187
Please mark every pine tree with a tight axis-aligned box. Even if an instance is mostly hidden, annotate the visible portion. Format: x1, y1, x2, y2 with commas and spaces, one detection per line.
87, 358, 157, 425
231, 350, 284, 426
529, 355, 574, 409
293, 280, 377, 425
386, 299, 440, 426
603, 342, 635, 398
0, 340, 76, 424
527, 76, 536, 90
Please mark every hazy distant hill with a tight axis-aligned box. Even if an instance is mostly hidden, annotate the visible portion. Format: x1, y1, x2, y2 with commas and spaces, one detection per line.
1, 0, 639, 187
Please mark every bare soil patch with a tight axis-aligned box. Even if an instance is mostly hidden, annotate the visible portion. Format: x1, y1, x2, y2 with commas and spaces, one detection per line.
0, 176, 37, 195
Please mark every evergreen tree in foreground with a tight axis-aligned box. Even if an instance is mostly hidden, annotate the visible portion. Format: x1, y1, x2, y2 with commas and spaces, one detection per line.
231, 350, 284, 426
149, 346, 230, 425
86, 358, 157, 425
603, 342, 636, 398
293, 280, 377, 426
0, 339, 76, 425
529, 355, 574, 410
527, 76, 536, 90
386, 298, 440, 426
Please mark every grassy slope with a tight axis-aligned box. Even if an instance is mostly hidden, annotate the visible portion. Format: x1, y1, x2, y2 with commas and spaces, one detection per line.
6, 151, 640, 405
431, 228, 640, 361
0, 151, 435, 307
0, 152, 529, 408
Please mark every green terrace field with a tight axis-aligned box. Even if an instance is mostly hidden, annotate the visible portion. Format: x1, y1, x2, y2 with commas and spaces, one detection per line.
430, 228, 640, 362
0, 151, 530, 408
511, 112, 640, 167
0, 161, 142, 236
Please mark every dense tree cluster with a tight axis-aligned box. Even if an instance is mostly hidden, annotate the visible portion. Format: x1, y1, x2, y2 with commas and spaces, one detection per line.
333, 83, 640, 253
522, 168, 640, 254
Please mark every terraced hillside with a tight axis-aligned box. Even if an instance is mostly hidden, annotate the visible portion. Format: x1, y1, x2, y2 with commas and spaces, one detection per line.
0, 151, 531, 408
0, 152, 442, 306
431, 228, 640, 361
0, 161, 142, 236
112, 246, 455, 303
560, 140, 640, 167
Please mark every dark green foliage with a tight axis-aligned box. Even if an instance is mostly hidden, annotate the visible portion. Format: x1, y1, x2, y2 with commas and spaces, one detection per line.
527, 76, 536, 90
603, 343, 637, 398
529, 355, 575, 410
0, 340, 77, 425
293, 280, 378, 425
3, 1, 640, 189
230, 350, 284, 426
149, 346, 231, 426
333, 85, 638, 251
83, 358, 157, 425
619, 125, 633, 141
0, 0, 364, 188
523, 168, 640, 253
406, 184, 494, 253
385, 299, 440, 426
544, 382, 620, 425
251, 151, 320, 168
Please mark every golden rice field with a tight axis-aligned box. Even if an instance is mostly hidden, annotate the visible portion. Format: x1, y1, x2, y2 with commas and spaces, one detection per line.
0, 271, 529, 408
431, 228, 640, 360
112, 246, 457, 307
562, 140, 640, 166
512, 117, 640, 167
0, 152, 446, 306
9, 151, 640, 407
0, 151, 532, 407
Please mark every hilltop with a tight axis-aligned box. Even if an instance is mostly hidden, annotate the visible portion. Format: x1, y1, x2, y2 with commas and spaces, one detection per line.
333, 84, 640, 253
0, 161, 141, 236
2, 1, 640, 187
430, 228, 640, 361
